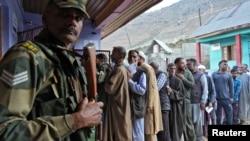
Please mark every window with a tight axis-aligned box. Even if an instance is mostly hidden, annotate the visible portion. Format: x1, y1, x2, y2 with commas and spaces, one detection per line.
222, 45, 235, 60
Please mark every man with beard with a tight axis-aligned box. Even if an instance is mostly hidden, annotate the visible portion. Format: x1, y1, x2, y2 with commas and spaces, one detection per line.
237, 64, 250, 125
186, 58, 208, 141
242, 64, 250, 75
0, 0, 104, 141
138, 51, 163, 141
198, 65, 217, 125
198, 64, 216, 139
212, 60, 234, 125
167, 63, 185, 141
104, 46, 132, 141
127, 50, 147, 141
174, 57, 196, 141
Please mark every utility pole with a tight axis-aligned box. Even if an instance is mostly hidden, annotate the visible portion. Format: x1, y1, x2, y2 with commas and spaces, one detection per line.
124, 27, 132, 48
198, 6, 202, 26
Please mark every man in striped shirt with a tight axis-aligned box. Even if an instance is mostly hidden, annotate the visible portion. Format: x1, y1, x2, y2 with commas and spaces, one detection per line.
150, 61, 171, 141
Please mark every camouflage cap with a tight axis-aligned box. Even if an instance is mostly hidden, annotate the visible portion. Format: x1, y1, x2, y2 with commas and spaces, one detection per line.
51, 0, 89, 18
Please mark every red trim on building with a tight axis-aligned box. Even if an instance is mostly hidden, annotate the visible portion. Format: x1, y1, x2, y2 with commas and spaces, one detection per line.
196, 42, 201, 63
235, 34, 242, 65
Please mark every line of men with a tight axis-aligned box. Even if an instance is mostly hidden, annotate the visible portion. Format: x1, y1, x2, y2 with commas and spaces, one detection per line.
96, 48, 188, 141
199, 61, 250, 125
0, 0, 247, 140
98, 48, 208, 141
96, 48, 163, 141
172, 59, 250, 140
224, 63, 250, 125
95, 47, 250, 141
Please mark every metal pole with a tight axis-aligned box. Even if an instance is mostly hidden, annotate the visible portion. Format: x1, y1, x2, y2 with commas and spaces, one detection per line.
199, 7, 202, 26
125, 27, 132, 48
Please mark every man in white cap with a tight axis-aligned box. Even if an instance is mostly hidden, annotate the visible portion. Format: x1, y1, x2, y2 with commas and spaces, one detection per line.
138, 51, 163, 141
127, 50, 147, 141
198, 64, 216, 138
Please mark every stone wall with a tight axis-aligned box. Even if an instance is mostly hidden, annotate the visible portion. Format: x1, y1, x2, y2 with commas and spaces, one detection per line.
147, 43, 210, 71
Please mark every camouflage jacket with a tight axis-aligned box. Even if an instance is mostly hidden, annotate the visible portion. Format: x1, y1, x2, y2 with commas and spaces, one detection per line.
0, 30, 88, 141
96, 63, 109, 107
97, 63, 110, 84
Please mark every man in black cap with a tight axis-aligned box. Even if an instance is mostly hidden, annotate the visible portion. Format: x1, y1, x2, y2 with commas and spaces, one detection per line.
0, 0, 103, 141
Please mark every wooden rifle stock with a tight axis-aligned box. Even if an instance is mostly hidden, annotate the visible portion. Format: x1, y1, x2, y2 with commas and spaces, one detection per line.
82, 43, 102, 141
82, 43, 97, 103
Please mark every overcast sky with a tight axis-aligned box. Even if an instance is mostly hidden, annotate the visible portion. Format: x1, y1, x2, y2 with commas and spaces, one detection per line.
146, 0, 180, 13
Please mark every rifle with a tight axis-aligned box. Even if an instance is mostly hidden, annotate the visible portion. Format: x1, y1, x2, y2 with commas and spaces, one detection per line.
82, 43, 97, 103
82, 43, 102, 141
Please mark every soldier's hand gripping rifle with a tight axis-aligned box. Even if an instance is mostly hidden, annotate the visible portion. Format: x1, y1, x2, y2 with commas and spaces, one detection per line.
82, 43, 102, 141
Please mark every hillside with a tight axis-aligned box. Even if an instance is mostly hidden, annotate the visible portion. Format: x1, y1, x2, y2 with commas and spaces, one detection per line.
101, 0, 249, 50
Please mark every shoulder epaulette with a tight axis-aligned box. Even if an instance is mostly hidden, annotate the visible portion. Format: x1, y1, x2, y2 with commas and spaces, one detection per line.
21, 41, 40, 53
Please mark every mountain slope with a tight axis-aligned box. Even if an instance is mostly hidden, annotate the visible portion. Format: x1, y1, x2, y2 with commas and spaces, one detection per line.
101, 0, 249, 50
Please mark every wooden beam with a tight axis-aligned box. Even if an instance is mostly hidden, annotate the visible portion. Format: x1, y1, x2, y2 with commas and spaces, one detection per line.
196, 42, 201, 64
235, 34, 242, 64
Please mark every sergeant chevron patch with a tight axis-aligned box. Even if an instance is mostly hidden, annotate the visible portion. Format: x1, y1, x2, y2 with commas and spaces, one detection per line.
0, 70, 28, 87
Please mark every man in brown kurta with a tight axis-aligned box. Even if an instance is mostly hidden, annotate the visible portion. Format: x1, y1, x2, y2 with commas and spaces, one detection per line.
104, 46, 132, 141
138, 51, 163, 141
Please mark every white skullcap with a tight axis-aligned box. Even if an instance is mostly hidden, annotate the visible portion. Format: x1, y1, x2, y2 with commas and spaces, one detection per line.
138, 51, 146, 59
198, 65, 206, 70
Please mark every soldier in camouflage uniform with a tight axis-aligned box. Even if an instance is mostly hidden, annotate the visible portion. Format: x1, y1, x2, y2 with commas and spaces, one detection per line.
96, 53, 110, 105
0, 0, 103, 141
95, 53, 110, 140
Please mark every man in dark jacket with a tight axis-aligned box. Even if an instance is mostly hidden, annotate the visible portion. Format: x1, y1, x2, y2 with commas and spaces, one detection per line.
186, 58, 208, 141
127, 50, 147, 141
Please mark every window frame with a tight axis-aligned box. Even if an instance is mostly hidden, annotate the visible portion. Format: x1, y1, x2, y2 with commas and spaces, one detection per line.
222, 44, 235, 61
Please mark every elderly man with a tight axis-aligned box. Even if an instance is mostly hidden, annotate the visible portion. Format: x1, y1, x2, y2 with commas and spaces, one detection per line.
242, 64, 250, 75
0, 0, 103, 141
138, 51, 163, 141
237, 64, 250, 125
104, 46, 132, 141
198, 64, 216, 137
